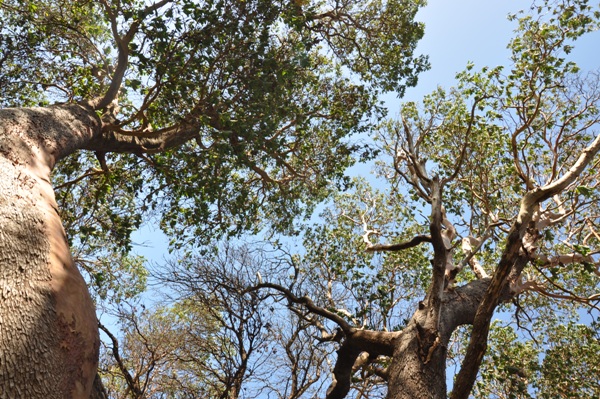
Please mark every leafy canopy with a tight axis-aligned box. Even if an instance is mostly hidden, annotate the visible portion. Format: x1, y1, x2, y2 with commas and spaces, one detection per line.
0, 0, 428, 250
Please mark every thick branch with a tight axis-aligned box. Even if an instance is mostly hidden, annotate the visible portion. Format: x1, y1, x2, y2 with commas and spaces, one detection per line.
326, 329, 399, 399
91, 1, 131, 110
90, 374, 109, 399
426, 177, 448, 323
247, 283, 399, 399
365, 234, 432, 252
83, 123, 199, 154
451, 132, 600, 399
532, 132, 600, 203
440, 278, 491, 338
91, 0, 173, 110
326, 342, 362, 399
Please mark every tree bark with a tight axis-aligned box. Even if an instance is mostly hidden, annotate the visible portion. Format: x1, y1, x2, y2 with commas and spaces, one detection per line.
386, 320, 448, 399
385, 279, 490, 399
0, 105, 101, 398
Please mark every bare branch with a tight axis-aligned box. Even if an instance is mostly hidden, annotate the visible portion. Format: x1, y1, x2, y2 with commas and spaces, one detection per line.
244, 282, 354, 334
99, 321, 143, 397
515, 266, 600, 311
365, 234, 432, 252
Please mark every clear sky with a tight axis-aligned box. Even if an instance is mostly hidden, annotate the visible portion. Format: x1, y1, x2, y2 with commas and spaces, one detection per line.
399, 0, 599, 106
404, 0, 518, 100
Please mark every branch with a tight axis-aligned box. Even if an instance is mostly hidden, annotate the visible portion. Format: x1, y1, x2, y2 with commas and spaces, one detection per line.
460, 235, 490, 279
98, 321, 143, 397
527, 132, 600, 206
326, 342, 362, 399
365, 234, 432, 252
83, 122, 199, 154
244, 282, 354, 333
449, 223, 501, 281
515, 267, 600, 311
395, 117, 432, 201
535, 252, 596, 269
426, 177, 448, 323
246, 283, 399, 399
90, 373, 109, 399
451, 132, 600, 399
54, 168, 105, 190
325, 329, 399, 399
442, 96, 487, 185
91, 0, 173, 110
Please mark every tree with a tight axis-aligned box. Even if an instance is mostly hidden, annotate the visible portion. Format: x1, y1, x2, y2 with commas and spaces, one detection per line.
156, 243, 331, 399
230, 1, 600, 398
98, 300, 220, 398
89, 1, 600, 396
0, 0, 427, 397
98, 243, 332, 399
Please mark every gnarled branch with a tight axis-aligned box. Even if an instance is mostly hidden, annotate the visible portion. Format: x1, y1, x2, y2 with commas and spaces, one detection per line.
451, 132, 600, 399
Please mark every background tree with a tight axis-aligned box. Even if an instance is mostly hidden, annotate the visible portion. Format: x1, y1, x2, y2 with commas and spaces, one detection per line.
223, 1, 599, 398
98, 300, 220, 398
0, 0, 427, 397
89, 1, 600, 397
101, 243, 332, 399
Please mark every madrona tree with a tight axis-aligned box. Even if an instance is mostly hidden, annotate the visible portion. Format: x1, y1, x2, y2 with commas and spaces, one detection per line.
0, 0, 427, 397
230, 1, 600, 398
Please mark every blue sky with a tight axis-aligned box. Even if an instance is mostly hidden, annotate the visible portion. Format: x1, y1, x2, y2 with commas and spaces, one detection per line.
401, 0, 599, 105
402, 0, 517, 103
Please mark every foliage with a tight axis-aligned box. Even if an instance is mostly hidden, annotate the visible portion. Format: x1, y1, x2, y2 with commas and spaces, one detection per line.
2, 0, 599, 398
94, 0, 600, 397
149, 244, 331, 399
53, 151, 149, 304
301, 178, 430, 331
99, 300, 220, 398
94, 1, 600, 397
0, 0, 429, 362
473, 318, 600, 399
0, 0, 429, 252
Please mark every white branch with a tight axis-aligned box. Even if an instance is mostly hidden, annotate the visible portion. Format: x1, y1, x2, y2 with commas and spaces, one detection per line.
461, 236, 489, 279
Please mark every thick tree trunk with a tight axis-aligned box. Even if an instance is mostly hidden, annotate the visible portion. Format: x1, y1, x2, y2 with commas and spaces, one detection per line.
384, 279, 491, 399
0, 106, 101, 398
385, 319, 448, 399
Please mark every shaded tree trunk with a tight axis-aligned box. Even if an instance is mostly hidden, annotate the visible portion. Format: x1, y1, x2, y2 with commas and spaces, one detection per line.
0, 105, 101, 398
385, 279, 490, 399
386, 321, 448, 399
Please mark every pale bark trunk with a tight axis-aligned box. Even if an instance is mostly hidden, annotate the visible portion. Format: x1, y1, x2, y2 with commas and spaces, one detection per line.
0, 105, 101, 398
